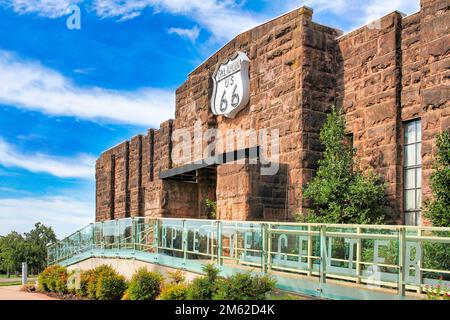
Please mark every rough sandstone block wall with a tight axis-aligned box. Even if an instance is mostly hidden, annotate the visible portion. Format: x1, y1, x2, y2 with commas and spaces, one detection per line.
174, 7, 340, 219
336, 12, 404, 222
96, 0, 449, 224
216, 160, 288, 221
401, 0, 449, 224
335, 0, 449, 223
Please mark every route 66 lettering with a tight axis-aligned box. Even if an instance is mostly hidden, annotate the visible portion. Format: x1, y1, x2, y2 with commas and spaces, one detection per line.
211, 51, 250, 118
220, 90, 227, 112
231, 84, 240, 107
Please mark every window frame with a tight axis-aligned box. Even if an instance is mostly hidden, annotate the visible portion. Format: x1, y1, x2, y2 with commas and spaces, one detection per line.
403, 119, 422, 226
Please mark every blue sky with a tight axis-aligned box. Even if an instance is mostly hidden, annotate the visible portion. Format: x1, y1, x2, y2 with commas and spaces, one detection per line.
0, 0, 419, 238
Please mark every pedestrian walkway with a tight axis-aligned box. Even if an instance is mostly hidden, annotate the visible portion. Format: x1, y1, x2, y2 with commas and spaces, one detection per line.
0, 285, 58, 300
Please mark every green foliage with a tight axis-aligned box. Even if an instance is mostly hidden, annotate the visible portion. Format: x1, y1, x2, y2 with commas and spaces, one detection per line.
424, 281, 450, 300
86, 265, 116, 299
423, 242, 450, 280
0, 232, 27, 277
38, 265, 68, 293
300, 106, 389, 224
214, 272, 276, 300
159, 283, 189, 300
422, 132, 450, 280
187, 263, 220, 300
78, 269, 96, 297
424, 131, 450, 227
167, 270, 185, 285
24, 223, 57, 274
0, 223, 57, 276
205, 199, 217, 220
126, 267, 163, 300
95, 266, 127, 300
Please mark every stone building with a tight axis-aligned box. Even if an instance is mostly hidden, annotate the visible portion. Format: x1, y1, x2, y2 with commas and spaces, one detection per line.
95, 0, 449, 226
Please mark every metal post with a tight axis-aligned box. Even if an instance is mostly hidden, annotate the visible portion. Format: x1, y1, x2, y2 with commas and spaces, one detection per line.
417, 228, 423, 294
182, 220, 187, 265
116, 219, 120, 251
319, 225, 327, 285
132, 218, 136, 253
356, 227, 362, 284
210, 223, 214, 261
262, 223, 268, 273
398, 227, 406, 299
21, 262, 27, 285
217, 221, 223, 266
92, 223, 95, 252
78, 231, 81, 254
154, 219, 160, 255
234, 222, 238, 263
307, 225, 313, 276
101, 221, 104, 252
267, 224, 272, 271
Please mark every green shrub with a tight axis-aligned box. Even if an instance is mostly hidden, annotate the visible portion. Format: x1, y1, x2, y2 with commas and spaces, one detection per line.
86, 265, 119, 299
38, 265, 68, 294
78, 269, 96, 297
95, 271, 127, 300
187, 264, 220, 300
424, 131, 450, 227
214, 272, 276, 300
422, 131, 450, 280
205, 199, 217, 220
126, 268, 163, 300
159, 283, 189, 300
299, 106, 389, 224
423, 242, 450, 280
167, 270, 185, 284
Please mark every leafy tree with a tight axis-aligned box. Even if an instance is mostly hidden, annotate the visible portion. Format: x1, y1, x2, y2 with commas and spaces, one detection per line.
0, 222, 57, 276
24, 222, 57, 274
424, 130, 450, 227
0, 232, 27, 277
300, 106, 389, 224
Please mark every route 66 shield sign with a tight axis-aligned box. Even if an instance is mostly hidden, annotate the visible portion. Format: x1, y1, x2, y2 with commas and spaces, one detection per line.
211, 52, 250, 118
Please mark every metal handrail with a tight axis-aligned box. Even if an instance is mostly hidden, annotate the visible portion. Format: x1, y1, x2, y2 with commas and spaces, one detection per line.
48, 217, 450, 298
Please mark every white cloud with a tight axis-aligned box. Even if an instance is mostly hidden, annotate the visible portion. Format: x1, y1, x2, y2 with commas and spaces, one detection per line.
0, 195, 93, 238
0, 137, 95, 179
0, 50, 175, 126
0, 1, 421, 42
363, 0, 419, 23
0, 0, 82, 18
91, 0, 261, 42
280, 0, 419, 30
168, 25, 200, 43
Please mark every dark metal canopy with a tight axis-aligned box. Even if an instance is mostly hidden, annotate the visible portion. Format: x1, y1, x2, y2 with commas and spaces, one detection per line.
159, 146, 260, 182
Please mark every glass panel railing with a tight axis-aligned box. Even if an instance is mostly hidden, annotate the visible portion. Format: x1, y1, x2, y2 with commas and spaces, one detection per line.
48, 218, 450, 297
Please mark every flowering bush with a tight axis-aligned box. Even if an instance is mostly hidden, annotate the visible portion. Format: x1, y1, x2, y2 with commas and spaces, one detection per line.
424, 279, 450, 300
38, 265, 68, 294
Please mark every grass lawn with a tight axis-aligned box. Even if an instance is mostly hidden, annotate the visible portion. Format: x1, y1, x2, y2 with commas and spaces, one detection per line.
0, 280, 35, 287
0, 274, 38, 278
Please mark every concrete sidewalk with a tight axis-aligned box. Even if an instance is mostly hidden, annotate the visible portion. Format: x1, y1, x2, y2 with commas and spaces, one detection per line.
0, 285, 59, 300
